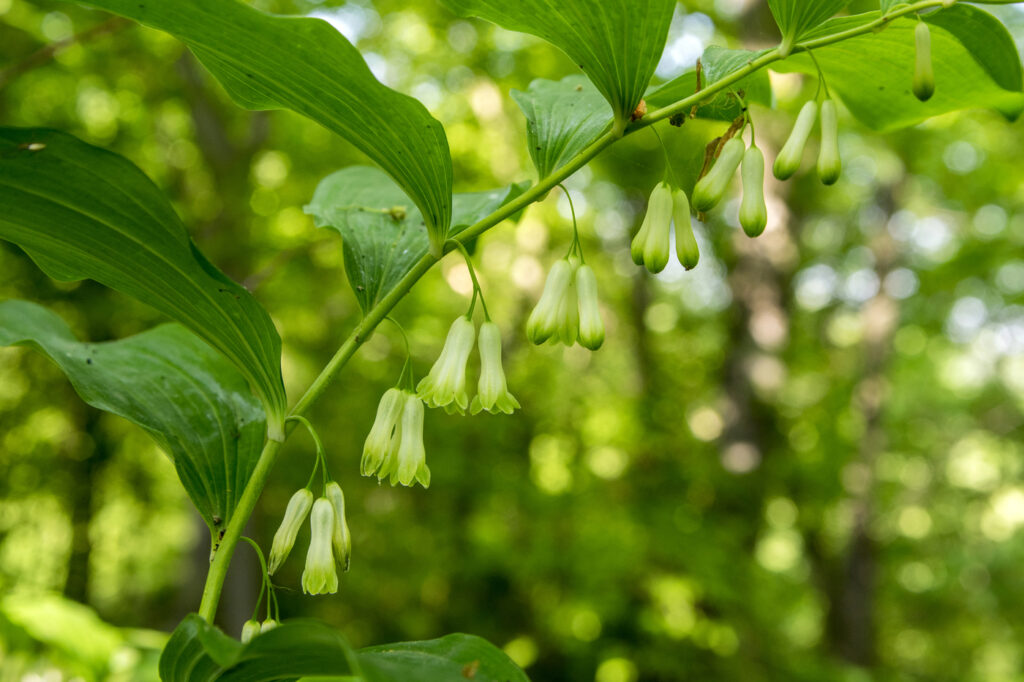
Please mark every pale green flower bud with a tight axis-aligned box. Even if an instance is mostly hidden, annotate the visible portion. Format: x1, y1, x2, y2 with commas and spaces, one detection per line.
471, 321, 522, 414
773, 100, 817, 180
739, 146, 768, 237
672, 189, 699, 270
575, 264, 605, 350
394, 393, 430, 487
268, 488, 313, 575
692, 138, 744, 213
361, 388, 404, 478
325, 481, 352, 571
632, 182, 672, 273
527, 259, 573, 345
554, 265, 580, 345
417, 316, 475, 414
241, 619, 260, 643
913, 21, 934, 102
260, 619, 279, 633
302, 498, 338, 595
817, 100, 841, 186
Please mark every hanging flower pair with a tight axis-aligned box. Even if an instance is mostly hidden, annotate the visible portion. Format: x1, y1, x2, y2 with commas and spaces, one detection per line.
267, 418, 352, 596
527, 186, 606, 351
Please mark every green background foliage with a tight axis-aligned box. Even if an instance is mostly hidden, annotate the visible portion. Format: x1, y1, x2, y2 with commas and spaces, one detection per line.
2, 0, 1024, 680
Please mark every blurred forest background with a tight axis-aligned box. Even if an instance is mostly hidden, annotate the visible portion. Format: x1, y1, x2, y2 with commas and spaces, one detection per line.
3, 0, 1024, 680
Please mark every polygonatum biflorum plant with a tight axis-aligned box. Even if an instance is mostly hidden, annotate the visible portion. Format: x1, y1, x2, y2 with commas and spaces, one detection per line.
1, 0, 1022, 679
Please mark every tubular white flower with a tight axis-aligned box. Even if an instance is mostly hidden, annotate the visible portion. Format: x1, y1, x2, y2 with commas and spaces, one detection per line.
632, 182, 672, 273
394, 393, 430, 487
301, 498, 338, 595
241, 619, 260, 643
361, 388, 404, 477
575, 264, 605, 351
325, 481, 352, 571
471, 321, 521, 414
417, 316, 475, 414
526, 259, 573, 345
267, 488, 313, 575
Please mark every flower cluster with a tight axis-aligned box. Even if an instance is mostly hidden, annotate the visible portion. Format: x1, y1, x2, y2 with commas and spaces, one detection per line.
362, 387, 431, 487
417, 316, 520, 415
632, 181, 700, 273
526, 258, 604, 350
266, 481, 351, 596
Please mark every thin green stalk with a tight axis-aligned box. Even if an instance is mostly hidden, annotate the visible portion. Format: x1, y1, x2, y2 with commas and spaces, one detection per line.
196, 0, 954, 622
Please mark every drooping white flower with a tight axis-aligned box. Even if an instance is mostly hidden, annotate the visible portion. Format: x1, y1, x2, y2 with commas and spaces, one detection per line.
394, 393, 430, 487
267, 488, 313, 575
417, 316, 475, 414
301, 498, 338, 595
361, 388, 405, 478
526, 259, 574, 345
241, 619, 260, 643
324, 481, 352, 571
575, 264, 605, 351
471, 321, 520, 415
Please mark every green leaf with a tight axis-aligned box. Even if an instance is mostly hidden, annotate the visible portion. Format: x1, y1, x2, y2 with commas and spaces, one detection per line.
880, 0, 910, 15
358, 634, 529, 682
646, 46, 774, 121
775, 6, 1024, 131
64, 0, 453, 245
440, 0, 675, 124
510, 76, 613, 179
305, 167, 528, 313
0, 301, 266, 534
768, 0, 852, 54
159, 616, 361, 682
0, 127, 286, 438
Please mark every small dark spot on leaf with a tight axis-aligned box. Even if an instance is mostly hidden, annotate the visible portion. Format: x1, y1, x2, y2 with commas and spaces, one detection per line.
212, 516, 222, 525
85, 358, 93, 365
462, 661, 479, 678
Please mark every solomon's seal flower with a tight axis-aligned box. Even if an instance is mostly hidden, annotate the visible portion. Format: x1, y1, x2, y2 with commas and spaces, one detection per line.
527, 258, 574, 345
361, 387, 405, 477
301, 497, 339, 595
472, 321, 521, 414
325, 481, 352, 571
241, 619, 260, 643
268, 487, 313, 575
417, 316, 476, 414
394, 392, 430, 487
260, 619, 279, 633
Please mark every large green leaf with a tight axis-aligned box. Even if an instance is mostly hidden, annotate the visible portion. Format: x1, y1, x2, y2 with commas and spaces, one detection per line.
646, 46, 774, 121
510, 76, 613, 179
0, 127, 286, 437
305, 167, 528, 313
440, 0, 675, 124
768, 0, 851, 55
359, 634, 530, 682
0, 301, 266, 535
64, 0, 453, 243
159, 616, 527, 682
775, 5, 1024, 131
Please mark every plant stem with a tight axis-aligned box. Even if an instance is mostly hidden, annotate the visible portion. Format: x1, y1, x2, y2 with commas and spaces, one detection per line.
195, 0, 952, 622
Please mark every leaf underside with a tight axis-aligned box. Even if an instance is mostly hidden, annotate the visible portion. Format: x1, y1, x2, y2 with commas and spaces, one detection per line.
775, 5, 1024, 131
65, 0, 454, 238
305, 167, 528, 314
0, 127, 286, 433
440, 0, 675, 122
0, 301, 266, 533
